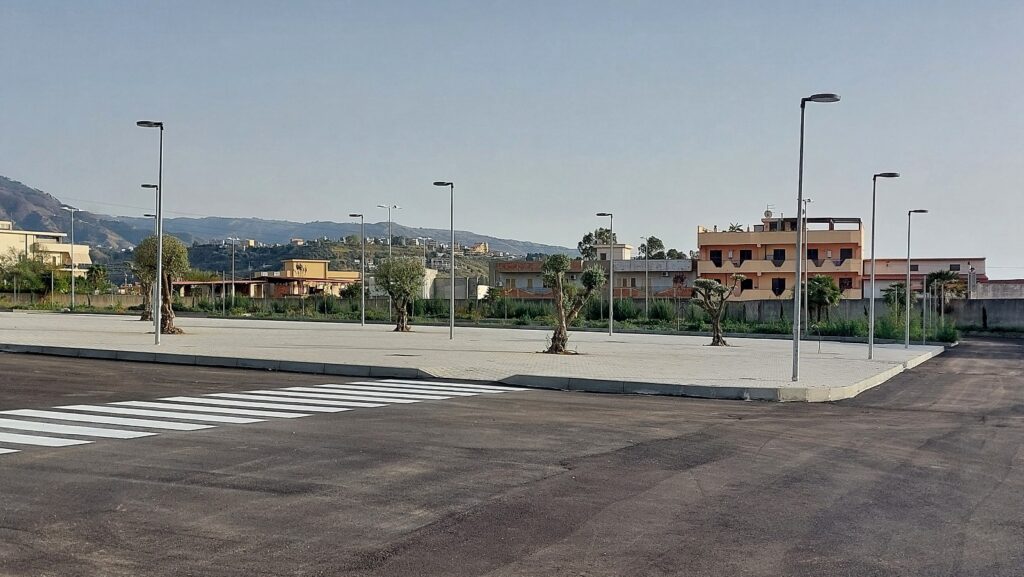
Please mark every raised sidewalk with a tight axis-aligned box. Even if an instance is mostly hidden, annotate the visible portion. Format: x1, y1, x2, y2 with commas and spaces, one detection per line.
0, 312, 945, 402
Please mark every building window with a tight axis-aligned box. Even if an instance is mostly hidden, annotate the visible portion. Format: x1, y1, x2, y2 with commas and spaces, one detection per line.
771, 278, 786, 296
630, 277, 636, 288
840, 248, 853, 261
526, 278, 533, 289
599, 253, 607, 260
740, 278, 754, 291
710, 250, 722, 266
622, 278, 629, 288
839, 278, 853, 291
910, 264, 919, 272
507, 278, 516, 289
772, 249, 786, 262
949, 264, 961, 271
739, 249, 752, 263
807, 248, 819, 261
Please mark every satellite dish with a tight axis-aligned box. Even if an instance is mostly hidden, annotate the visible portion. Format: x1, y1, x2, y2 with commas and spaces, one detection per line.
764, 209, 773, 218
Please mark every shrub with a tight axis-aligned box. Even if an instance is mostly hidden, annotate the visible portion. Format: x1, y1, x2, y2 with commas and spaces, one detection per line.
613, 299, 640, 321
647, 300, 676, 321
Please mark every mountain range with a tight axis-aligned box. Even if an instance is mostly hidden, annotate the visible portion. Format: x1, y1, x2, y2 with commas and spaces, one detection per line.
0, 175, 574, 256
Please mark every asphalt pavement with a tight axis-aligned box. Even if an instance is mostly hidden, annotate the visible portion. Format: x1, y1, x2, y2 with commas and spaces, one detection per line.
0, 339, 1021, 577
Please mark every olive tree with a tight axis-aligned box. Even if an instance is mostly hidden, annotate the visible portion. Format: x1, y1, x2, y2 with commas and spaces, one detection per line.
375, 256, 424, 332
133, 235, 190, 334
691, 274, 745, 346
542, 254, 606, 354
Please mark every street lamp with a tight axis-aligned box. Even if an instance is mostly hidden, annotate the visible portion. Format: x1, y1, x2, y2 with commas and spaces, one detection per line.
60, 205, 77, 310
137, 120, 164, 344
142, 184, 160, 332
433, 182, 455, 340
868, 172, 900, 359
641, 236, 650, 318
349, 213, 366, 326
597, 212, 614, 336
227, 237, 240, 309
792, 92, 840, 382
376, 204, 401, 257
905, 209, 928, 348
802, 197, 813, 336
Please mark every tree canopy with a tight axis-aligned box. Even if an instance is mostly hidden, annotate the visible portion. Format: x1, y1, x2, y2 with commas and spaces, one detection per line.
542, 253, 606, 353
578, 228, 617, 261
375, 257, 425, 331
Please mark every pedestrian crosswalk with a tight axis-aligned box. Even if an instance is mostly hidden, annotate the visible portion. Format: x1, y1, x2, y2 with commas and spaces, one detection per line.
0, 379, 522, 458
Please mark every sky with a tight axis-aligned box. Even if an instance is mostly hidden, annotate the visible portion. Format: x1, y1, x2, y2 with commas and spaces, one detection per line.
2, 1, 1022, 276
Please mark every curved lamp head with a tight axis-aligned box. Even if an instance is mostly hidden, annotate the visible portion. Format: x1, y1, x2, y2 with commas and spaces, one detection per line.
805, 93, 840, 103
141, 183, 158, 189
136, 120, 163, 128
143, 213, 156, 218
909, 209, 929, 214
874, 172, 900, 179
349, 213, 362, 218
596, 212, 612, 217
433, 181, 452, 187
60, 205, 76, 212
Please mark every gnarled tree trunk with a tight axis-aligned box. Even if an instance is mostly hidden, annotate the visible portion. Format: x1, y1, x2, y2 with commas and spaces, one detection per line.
160, 272, 183, 334
393, 298, 411, 332
139, 279, 152, 321
710, 316, 728, 346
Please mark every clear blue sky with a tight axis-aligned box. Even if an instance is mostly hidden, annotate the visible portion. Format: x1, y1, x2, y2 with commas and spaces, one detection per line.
2, 1, 1022, 276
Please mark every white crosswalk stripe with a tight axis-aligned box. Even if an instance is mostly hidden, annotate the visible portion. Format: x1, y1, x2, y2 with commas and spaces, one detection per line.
238, 389, 390, 407
3, 409, 214, 431
277, 386, 452, 401
0, 418, 157, 439
114, 401, 311, 419
164, 395, 354, 412
377, 379, 520, 392
321, 384, 479, 396
0, 432, 92, 447
56, 405, 264, 424
0, 378, 523, 459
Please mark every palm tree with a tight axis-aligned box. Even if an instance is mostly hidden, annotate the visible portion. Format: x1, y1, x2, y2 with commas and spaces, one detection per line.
727, 223, 744, 232
805, 275, 842, 322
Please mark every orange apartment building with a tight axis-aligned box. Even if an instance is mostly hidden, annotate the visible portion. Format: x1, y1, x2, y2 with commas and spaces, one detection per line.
697, 215, 864, 301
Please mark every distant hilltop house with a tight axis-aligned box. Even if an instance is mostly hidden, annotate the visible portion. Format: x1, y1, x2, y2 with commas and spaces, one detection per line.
0, 219, 91, 277
289, 238, 305, 246
464, 242, 489, 255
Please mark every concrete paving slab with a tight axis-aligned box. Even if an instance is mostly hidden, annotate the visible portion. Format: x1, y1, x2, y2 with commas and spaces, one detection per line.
0, 312, 945, 401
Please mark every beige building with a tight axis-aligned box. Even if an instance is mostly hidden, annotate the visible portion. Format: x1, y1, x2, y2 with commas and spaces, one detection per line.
698, 216, 864, 301
863, 258, 987, 298
0, 220, 91, 276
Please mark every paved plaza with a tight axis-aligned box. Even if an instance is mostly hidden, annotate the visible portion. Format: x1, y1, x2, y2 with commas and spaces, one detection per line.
0, 312, 943, 401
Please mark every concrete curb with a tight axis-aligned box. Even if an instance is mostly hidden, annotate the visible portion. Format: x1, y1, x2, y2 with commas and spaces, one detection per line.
0, 341, 945, 402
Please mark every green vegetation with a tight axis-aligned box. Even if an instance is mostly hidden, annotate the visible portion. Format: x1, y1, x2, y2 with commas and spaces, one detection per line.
692, 274, 745, 346
374, 257, 425, 332
542, 253, 605, 354
134, 234, 191, 334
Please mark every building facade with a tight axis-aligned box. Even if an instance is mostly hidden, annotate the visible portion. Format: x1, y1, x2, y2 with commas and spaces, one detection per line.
697, 216, 864, 301
862, 258, 987, 298
491, 256, 695, 300
0, 220, 91, 276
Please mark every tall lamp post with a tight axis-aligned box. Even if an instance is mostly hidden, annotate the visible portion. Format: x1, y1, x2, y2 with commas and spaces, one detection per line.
376, 204, 400, 256
60, 205, 78, 310
801, 197, 813, 336
597, 212, 614, 336
641, 236, 650, 318
433, 182, 455, 340
868, 172, 900, 359
143, 208, 158, 332
227, 237, 240, 309
349, 213, 366, 326
137, 120, 164, 344
905, 209, 928, 348
791, 93, 839, 382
